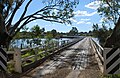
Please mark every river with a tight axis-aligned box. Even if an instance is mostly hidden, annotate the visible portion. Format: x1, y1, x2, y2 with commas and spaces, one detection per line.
9, 38, 73, 49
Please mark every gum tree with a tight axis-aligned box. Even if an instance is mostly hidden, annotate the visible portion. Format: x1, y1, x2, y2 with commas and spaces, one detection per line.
0, 0, 79, 48
97, 0, 120, 47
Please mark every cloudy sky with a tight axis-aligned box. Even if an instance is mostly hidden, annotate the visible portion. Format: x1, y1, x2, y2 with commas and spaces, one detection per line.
13, 0, 104, 32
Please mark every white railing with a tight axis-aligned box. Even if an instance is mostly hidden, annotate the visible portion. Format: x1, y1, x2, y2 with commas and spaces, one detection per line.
90, 38, 104, 73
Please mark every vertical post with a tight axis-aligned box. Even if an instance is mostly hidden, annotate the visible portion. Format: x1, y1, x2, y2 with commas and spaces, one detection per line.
56, 40, 59, 49
53, 41, 55, 51
34, 48, 38, 61
0, 48, 7, 78
14, 48, 22, 73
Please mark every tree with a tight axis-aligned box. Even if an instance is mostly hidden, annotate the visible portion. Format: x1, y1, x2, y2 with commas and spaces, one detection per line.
31, 25, 41, 38
97, 0, 120, 47
41, 28, 45, 38
92, 24, 112, 46
51, 29, 57, 38
21, 26, 29, 38
69, 27, 78, 36
0, 0, 79, 48
45, 31, 53, 40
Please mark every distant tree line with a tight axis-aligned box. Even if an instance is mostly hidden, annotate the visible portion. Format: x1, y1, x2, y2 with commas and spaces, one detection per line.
14, 25, 92, 39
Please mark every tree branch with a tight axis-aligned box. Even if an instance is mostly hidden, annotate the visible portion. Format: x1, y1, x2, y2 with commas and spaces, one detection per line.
19, 0, 32, 21
6, 1, 23, 31
9, 0, 32, 35
105, 0, 120, 16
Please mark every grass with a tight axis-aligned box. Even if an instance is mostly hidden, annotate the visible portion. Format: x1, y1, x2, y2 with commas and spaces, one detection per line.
7, 43, 57, 73
103, 74, 120, 78
7, 63, 14, 73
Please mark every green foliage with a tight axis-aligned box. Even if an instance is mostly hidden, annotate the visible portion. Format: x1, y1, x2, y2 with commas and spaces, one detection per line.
68, 27, 78, 36
7, 63, 14, 73
31, 25, 42, 38
22, 49, 35, 58
103, 74, 120, 78
92, 24, 112, 46
97, 0, 120, 24
45, 31, 53, 40
51, 29, 57, 38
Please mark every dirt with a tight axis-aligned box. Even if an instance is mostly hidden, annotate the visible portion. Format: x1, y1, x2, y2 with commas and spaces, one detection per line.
43, 68, 71, 78
78, 53, 103, 78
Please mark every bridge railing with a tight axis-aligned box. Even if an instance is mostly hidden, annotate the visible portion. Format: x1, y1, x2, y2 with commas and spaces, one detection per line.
7, 38, 82, 73
90, 38, 104, 73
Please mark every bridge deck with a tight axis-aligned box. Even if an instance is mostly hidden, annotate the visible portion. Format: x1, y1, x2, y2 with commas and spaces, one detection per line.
22, 37, 102, 78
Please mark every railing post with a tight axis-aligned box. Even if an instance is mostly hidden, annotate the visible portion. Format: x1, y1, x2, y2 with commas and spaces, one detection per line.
57, 41, 59, 48
34, 48, 38, 61
14, 48, 22, 73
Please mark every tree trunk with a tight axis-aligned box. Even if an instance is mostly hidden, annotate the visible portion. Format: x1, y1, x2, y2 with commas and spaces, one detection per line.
0, 32, 12, 48
104, 17, 120, 48
0, 16, 12, 48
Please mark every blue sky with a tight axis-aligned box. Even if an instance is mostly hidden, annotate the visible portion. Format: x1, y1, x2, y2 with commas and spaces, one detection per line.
13, 0, 104, 33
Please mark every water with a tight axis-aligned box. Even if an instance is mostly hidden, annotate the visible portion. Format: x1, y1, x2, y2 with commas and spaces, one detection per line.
92, 38, 99, 44
9, 38, 72, 49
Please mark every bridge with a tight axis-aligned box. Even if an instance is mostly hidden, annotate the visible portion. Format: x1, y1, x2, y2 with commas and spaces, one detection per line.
60, 36, 84, 38
0, 37, 119, 78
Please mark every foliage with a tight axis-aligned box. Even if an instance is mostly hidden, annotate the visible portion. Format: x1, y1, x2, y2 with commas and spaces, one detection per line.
68, 27, 78, 36
30, 25, 42, 38
45, 31, 53, 40
103, 74, 120, 78
97, 0, 120, 47
51, 29, 58, 38
0, 0, 79, 47
92, 24, 112, 46
98, 0, 120, 25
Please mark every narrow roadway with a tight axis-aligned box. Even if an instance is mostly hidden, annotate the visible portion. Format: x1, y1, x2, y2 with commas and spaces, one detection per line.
22, 37, 97, 78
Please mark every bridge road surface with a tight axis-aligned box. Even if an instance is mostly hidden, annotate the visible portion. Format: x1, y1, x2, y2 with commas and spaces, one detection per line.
22, 37, 94, 78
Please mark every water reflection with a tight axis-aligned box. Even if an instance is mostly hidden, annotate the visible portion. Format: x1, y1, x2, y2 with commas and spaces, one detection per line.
10, 38, 72, 49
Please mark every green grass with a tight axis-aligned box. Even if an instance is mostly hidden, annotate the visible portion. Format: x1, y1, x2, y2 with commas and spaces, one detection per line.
7, 63, 14, 73
103, 74, 120, 78
7, 44, 56, 73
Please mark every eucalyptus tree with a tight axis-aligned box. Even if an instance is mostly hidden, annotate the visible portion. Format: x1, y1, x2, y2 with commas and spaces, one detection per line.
51, 29, 57, 38
92, 24, 112, 46
0, 0, 79, 48
97, 0, 120, 47
69, 27, 78, 36
31, 25, 41, 38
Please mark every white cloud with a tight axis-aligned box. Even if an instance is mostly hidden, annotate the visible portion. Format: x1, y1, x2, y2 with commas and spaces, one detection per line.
81, 18, 90, 21
98, 23, 102, 26
77, 20, 92, 25
33, 20, 38, 25
119, 10, 120, 13
70, 18, 77, 22
77, 21, 85, 24
86, 22, 92, 24
74, 10, 97, 17
85, 1, 101, 10
85, 1, 109, 10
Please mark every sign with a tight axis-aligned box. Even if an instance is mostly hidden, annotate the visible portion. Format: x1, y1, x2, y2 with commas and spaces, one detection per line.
0, 48, 7, 71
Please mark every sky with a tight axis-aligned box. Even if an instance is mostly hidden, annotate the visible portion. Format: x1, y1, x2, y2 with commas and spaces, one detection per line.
13, 0, 104, 33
